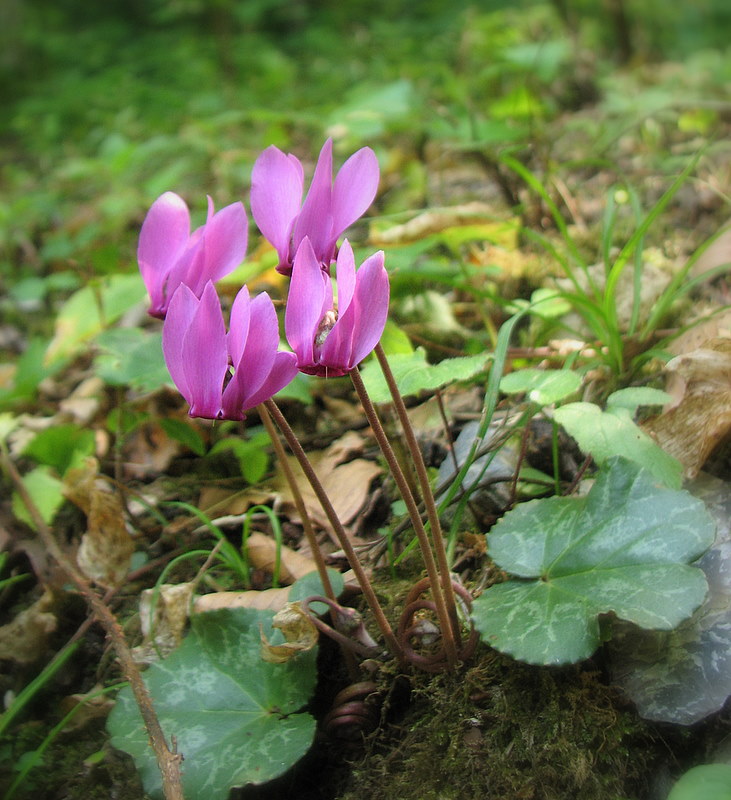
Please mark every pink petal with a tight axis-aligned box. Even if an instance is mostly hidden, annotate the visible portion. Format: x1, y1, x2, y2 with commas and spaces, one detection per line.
336, 251, 389, 368
334, 239, 356, 315
201, 201, 248, 284
251, 146, 304, 266
242, 351, 298, 410
285, 238, 331, 368
181, 282, 228, 418
162, 284, 198, 404
138, 192, 191, 315
331, 146, 379, 241
222, 292, 280, 415
292, 139, 335, 264
227, 285, 252, 367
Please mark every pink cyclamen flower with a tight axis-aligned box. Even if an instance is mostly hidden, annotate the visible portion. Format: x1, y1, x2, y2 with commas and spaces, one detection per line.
285, 237, 389, 378
138, 192, 248, 318
251, 138, 379, 276
162, 281, 297, 420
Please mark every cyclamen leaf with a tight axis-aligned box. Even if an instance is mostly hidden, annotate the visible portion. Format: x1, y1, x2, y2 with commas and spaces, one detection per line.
554, 401, 682, 488
107, 608, 317, 800
500, 368, 581, 405
360, 348, 486, 403
472, 458, 714, 666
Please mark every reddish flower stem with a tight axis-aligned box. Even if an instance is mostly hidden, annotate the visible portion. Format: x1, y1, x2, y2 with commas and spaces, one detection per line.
263, 399, 404, 663
348, 367, 459, 670
374, 343, 462, 644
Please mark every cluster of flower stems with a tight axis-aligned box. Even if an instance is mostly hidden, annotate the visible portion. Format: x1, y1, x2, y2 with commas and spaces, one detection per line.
259, 345, 470, 671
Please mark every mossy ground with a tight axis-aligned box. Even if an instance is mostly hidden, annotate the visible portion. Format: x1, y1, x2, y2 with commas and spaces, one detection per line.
337, 653, 659, 800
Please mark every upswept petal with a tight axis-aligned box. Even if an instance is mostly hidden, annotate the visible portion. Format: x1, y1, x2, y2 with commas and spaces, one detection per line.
331, 147, 379, 241
251, 146, 304, 266
286, 238, 331, 368
222, 291, 280, 415
227, 285, 252, 367
292, 138, 334, 263
138, 192, 190, 315
333, 239, 357, 315
346, 250, 389, 367
200, 200, 248, 285
181, 282, 228, 419
162, 284, 199, 405
242, 351, 299, 410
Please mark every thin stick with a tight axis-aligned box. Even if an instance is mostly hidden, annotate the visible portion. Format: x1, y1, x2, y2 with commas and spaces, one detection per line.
1, 451, 185, 800
373, 344, 461, 644
348, 367, 459, 669
263, 399, 404, 663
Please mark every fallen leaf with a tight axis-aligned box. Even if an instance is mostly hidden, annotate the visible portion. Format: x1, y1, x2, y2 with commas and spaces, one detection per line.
64, 458, 135, 587
194, 586, 292, 613
260, 602, 319, 663
246, 532, 317, 583
0, 590, 57, 664
132, 582, 195, 664
643, 338, 731, 479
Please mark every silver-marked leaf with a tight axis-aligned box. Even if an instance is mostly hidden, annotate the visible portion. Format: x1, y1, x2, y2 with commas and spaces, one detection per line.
472, 458, 714, 665
107, 608, 317, 799
554, 401, 683, 488
609, 473, 731, 724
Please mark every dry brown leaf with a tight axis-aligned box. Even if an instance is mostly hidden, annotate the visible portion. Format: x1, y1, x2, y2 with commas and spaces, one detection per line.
59, 684, 116, 731
642, 337, 731, 479
198, 486, 274, 517
123, 421, 182, 480
0, 590, 57, 664
64, 457, 135, 587
132, 582, 195, 664
272, 430, 382, 537
260, 602, 319, 663
194, 586, 292, 613
668, 308, 731, 356
246, 531, 317, 583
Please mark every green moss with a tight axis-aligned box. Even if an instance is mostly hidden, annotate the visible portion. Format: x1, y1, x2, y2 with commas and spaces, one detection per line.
339, 652, 656, 800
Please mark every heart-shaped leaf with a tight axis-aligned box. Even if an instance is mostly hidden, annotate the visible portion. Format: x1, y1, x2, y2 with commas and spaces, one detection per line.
554, 401, 682, 488
107, 608, 317, 799
472, 458, 714, 665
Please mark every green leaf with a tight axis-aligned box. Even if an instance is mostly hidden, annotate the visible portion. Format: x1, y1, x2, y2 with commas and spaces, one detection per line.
606, 386, 671, 412
94, 328, 170, 393
500, 369, 581, 405
46, 274, 147, 364
554, 401, 682, 488
360, 348, 486, 403
668, 765, 731, 800
22, 424, 96, 476
209, 432, 271, 483
107, 608, 317, 800
159, 418, 206, 457
11, 466, 65, 528
289, 569, 345, 616
472, 458, 713, 665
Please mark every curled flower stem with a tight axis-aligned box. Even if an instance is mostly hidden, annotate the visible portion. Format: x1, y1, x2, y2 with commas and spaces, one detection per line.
374, 343, 461, 645
348, 367, 459, 670
263, 399, 404, 663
